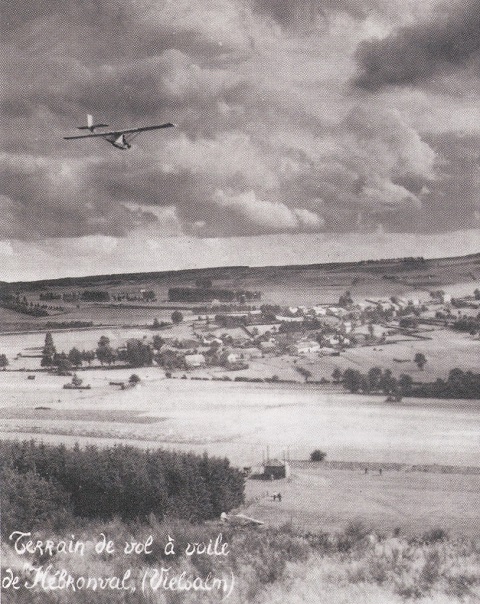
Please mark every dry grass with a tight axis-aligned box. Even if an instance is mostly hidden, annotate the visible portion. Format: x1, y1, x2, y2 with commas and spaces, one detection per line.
2, 520, 479, 603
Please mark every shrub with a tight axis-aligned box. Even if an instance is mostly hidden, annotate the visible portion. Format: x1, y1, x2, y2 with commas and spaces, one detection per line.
129, 373, 141, 384
421, 527, 449, 544
310, 449, 327, 462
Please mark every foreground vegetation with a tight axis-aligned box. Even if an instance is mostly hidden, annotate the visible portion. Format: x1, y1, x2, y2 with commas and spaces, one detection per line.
2, 517, 479, 603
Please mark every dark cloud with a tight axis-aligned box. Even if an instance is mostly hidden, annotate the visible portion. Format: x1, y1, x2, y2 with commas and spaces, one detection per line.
419, 132, 480, 232
354, 0, 480, 90
251, 0, 384, 29
0, 153, 163, 239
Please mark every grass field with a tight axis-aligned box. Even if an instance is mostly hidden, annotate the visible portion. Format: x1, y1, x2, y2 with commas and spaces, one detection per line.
245, 465, 480, 538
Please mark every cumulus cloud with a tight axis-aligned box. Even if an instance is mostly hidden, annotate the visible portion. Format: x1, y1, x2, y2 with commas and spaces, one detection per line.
201, 189, 324, 235
1, 0, 479, 264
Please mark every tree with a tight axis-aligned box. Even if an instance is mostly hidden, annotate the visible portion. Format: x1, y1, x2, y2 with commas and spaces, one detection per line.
56, 357, 73, 375
129, 374, 141, 385
310, 449, 327, 462
367, 366, 383, 391
42, 332, 56, 366
342, 368, 362, 393
96, 343, 116, 365
81, 350, 95, 365
331, 367, 342, 384
0, 354, 8, 370
44, 332, 55, 350
379, 369, 397, 395
399, 373, 414, 396
124, 339, 153, 367
338, 290, 353, 308
71, 373, 83, 387
171, 310, 184, 324
296, 366, 312, 383
414, 352, 427, 370
68, 347, 82, 368
152, 335, 165, 350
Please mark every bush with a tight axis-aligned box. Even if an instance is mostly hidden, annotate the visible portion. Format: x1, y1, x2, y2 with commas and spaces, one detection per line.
421, 527, 449, 544
310, 449, 327, 462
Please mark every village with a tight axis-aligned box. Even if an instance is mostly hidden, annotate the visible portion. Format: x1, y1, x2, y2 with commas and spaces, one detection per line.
1, 278, 479, 390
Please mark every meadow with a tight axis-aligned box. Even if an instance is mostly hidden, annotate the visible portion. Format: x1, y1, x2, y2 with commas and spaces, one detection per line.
1, 370, 479, 543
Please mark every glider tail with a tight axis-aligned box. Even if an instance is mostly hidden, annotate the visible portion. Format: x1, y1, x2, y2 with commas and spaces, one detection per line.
77, 114, 109, 132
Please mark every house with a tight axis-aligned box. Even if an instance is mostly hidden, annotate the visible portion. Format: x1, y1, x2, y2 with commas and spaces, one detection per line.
318, 346, 337, 356
312, 306, 327, 316
220, 351, 238, 366
327, 307, 346, 318
184, 354, 206, 368
263, 459, 290, 480
276, 315, 303, 323
293, 340, 320, 355
260, 341, 276, 352
201, 334, 223, 346
342, 321, 352, 334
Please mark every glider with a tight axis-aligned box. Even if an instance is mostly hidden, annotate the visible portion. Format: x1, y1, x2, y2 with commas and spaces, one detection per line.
64, 114, 175, 150
220, 512, 265, 526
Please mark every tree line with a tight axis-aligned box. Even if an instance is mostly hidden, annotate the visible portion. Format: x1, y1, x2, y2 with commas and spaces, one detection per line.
339, 365, 480, 400
41, 332, 156, 371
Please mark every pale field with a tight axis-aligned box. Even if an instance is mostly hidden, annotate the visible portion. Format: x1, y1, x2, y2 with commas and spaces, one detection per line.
1, 372, 480, 539
0, 304, 195, 332
0, 320, 197, 371
0, 373, 479, 468
313, 328, 480, 382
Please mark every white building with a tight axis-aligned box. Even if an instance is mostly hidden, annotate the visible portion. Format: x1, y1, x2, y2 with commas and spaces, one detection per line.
184, 354, 206, 368
293, 340, 321, 354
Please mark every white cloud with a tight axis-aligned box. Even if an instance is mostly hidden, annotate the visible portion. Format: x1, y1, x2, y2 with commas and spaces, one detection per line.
211, 189, 324, 232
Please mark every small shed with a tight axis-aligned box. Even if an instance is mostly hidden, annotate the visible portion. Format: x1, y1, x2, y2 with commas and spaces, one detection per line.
263, 459, 290, 480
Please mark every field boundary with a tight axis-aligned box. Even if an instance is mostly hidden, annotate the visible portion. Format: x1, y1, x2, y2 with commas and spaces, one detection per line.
291, 459, 480, 475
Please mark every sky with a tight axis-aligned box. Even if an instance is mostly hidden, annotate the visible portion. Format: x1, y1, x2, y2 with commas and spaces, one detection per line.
1, 0, 479, 281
